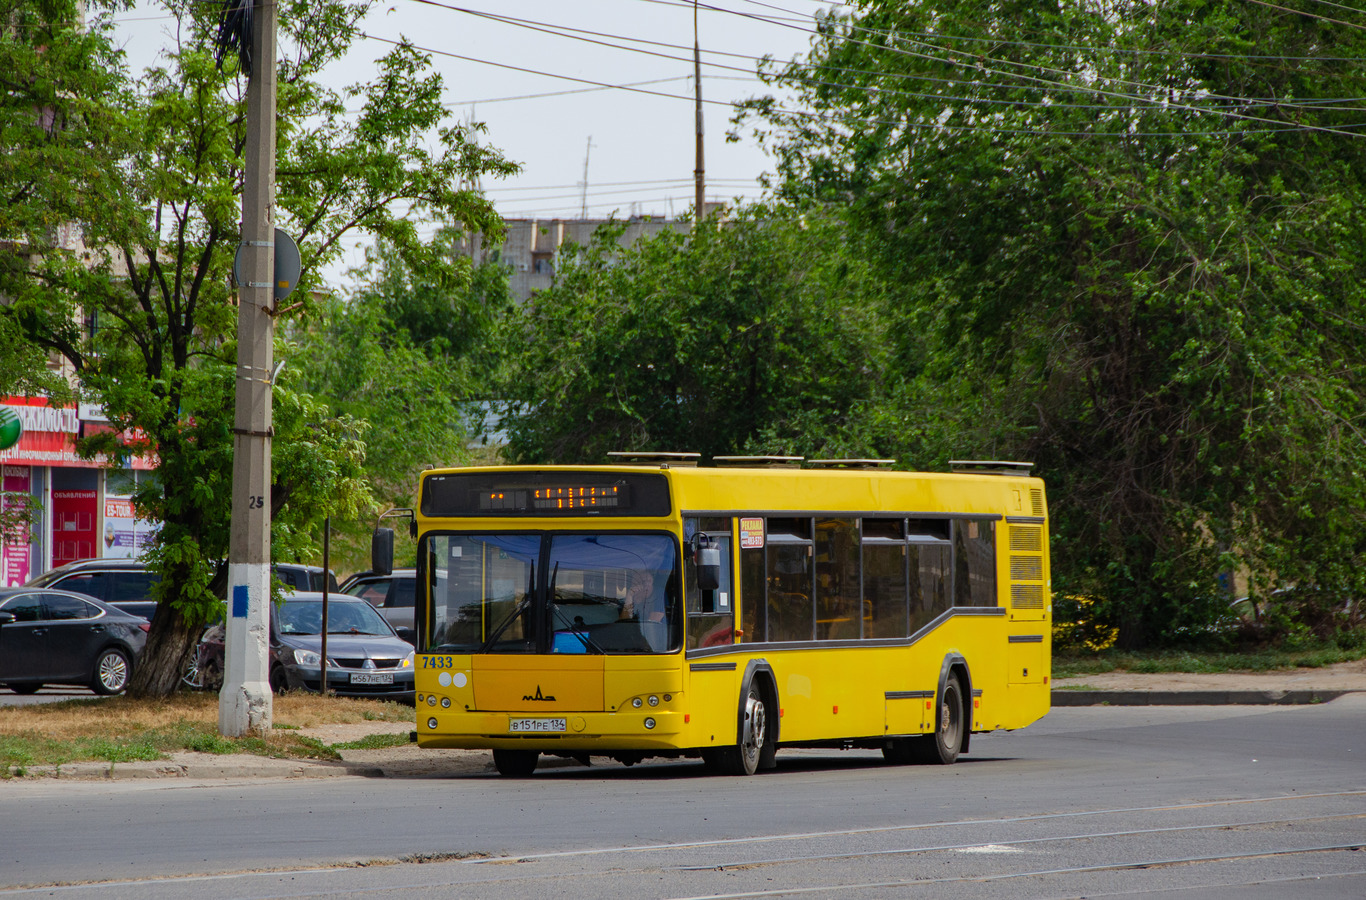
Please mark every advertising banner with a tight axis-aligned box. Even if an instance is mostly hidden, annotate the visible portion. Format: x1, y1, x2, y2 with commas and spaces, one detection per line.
102, 495, 157, 559
1, 465, 32, 586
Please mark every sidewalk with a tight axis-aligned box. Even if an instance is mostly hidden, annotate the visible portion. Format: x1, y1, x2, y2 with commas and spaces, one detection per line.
1051, 659, 1366, 706
11, 664, 1365, 782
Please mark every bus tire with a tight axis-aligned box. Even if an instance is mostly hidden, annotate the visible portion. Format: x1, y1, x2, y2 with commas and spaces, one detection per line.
493, 749, 539, 777
914, 674, 964, 765
716, 685, 768, 776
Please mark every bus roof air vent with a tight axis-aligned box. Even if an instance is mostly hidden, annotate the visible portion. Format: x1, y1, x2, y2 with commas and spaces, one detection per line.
948, 460, 1035, 476
712, 455, 804, 468
606, 451, 701, 468
806, 459, 897, 469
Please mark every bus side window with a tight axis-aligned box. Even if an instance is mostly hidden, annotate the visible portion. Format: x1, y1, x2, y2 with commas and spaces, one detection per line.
953, 519, 997, 607
684, 516, 734, 650
767, 517, 814, 642
816, 518, 859, 640
862, 518, 908, 639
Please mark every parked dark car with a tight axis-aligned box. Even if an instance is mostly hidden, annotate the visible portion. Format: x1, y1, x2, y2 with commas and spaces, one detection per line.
25, 558, 161, 621
339, 569, 416, 642
276, 564, 339, 593
196, 593, 414, 702
0, 588, 149, 695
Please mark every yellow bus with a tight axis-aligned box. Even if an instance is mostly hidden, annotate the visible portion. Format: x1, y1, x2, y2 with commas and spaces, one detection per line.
382, 455, 1051, 776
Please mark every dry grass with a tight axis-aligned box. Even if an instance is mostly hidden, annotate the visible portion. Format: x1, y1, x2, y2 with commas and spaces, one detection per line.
0, 693, 412, 772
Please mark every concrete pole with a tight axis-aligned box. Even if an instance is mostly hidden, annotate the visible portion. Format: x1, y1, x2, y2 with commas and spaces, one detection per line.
220, 0, 277, 737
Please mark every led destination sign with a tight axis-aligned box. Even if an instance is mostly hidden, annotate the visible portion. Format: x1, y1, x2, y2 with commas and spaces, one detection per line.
422, 471, 670, 517
478, 484, 627, 512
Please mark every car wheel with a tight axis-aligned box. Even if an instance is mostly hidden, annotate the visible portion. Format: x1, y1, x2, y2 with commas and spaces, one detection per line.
8, 683, 42, 695
91, 648, 131, 695
492, 749, 538, 777
269, 665, 286, 694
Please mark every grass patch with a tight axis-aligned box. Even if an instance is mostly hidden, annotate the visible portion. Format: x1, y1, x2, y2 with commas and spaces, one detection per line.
0, 692, 412, 773
331, 732, 413, 751
1054, 644, 1366, 678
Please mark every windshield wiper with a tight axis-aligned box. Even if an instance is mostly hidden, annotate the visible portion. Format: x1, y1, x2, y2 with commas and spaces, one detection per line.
479, 560, 535, 652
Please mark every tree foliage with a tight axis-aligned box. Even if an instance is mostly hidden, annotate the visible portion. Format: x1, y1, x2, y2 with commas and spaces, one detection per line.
497, 207, 894, 464
288, 234, 515, 569
0, 0, 517, 694
743, 0, 1366, 646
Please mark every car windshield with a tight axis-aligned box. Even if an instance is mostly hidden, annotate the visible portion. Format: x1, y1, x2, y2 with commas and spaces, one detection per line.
427, 532, 680, 655
279, 600, 393, 636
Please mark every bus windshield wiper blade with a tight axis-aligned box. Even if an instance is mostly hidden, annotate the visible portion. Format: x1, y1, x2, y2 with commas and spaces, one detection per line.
479, 561, 534, 652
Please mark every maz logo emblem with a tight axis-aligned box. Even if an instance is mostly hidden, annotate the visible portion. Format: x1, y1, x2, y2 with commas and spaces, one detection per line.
523, 685, 557, 702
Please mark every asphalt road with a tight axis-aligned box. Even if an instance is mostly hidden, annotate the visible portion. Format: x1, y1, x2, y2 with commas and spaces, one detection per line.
2, 697, 1363, 899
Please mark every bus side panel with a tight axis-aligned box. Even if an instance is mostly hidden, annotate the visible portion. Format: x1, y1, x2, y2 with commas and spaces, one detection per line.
683, 664, 739, 750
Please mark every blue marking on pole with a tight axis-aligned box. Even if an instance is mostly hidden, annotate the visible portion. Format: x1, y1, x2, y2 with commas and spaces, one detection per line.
232, 584, 248, 618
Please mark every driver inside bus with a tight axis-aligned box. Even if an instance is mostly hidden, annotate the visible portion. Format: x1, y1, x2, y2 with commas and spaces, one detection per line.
620, 570, 665, 623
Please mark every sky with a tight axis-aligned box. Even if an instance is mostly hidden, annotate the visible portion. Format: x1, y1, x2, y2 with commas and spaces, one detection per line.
109, 0, 842, 289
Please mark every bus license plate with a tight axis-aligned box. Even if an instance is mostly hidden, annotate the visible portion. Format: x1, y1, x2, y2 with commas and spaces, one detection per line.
509, 718, 566, 733
351, 673, 394, 685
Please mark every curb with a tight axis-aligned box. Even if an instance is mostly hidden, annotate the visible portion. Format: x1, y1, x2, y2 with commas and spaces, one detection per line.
1052, 689, 1354, 706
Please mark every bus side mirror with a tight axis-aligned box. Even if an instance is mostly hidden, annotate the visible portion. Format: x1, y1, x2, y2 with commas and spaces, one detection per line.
372, 527, 395, 577
695, 535, 721, 592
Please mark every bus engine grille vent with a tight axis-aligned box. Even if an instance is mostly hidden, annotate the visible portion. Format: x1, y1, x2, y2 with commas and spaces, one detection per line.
1011, 583, 1044, 609
1030, 489, 1045, 517
1010, 555, 1043, 580
1009, 525, 1042, 552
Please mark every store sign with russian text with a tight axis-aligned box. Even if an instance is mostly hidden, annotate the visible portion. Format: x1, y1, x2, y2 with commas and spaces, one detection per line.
0, 397, 153, 470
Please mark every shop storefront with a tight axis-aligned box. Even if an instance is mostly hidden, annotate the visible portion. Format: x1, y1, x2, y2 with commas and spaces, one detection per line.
0, 396, 157, 587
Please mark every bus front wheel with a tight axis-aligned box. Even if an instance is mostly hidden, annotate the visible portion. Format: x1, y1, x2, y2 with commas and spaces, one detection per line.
711, 685, 768, 776
493, 749, 539, 777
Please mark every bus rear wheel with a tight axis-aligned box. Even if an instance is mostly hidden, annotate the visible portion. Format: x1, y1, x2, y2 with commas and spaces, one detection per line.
493, 749, 539, 777
913, 674, 965, 765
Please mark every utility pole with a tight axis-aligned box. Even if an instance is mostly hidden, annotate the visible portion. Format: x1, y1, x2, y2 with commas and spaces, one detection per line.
220, 0, 277, 737
579, 135, 593, 219
694, 0, 705, 220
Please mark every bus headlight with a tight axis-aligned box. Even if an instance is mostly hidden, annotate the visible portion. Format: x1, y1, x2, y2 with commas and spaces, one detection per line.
441, 697, 451, 708
648, 695, 659, 707
427, 718, 438, 730
632, 698, 643, 708
644, 718, 656, 729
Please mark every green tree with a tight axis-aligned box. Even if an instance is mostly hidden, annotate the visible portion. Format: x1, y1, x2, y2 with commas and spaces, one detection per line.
498, 207, 894, 463
288, 237, 515, 570
0, 0, 517, 694
745, 0, 1366, 646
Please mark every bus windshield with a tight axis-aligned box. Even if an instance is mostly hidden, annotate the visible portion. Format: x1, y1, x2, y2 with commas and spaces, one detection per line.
425, 532, 680, 655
